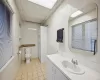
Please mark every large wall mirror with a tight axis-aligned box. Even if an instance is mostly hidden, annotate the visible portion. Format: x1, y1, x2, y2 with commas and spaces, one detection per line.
68, 3, 98, 55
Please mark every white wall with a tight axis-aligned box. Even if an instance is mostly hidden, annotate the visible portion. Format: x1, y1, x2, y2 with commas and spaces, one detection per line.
0, 0, 21, 80
46, 0, 75, 54
45, 0, 100, 73
46, 1, 68, 54
21, 22, 40, 60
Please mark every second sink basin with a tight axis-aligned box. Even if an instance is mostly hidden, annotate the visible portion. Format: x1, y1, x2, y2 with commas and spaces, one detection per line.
62, 60, 85, 75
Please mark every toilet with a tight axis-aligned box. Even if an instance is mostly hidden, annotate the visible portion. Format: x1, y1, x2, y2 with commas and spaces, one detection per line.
25, 48, 31, 64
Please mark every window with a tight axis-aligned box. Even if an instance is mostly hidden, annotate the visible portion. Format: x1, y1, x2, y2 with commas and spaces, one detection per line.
72, 19, 97, 52
0, 3, 12, 69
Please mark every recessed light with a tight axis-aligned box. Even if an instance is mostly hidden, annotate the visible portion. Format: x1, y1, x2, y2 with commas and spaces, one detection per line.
28, 28, 37, 30
71, 10, 83, 18
28, 0, 57, 9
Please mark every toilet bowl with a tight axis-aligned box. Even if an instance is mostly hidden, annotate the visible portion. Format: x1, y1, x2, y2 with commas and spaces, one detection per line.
25, 48, 31, 64
25, 53, 31, 63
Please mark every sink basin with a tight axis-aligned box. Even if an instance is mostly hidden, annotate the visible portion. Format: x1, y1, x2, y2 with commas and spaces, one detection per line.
62, 60, 85, 75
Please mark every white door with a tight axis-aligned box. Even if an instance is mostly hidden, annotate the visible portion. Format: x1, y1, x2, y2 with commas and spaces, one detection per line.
38, 30, 41, 61
40, 26, 47, 63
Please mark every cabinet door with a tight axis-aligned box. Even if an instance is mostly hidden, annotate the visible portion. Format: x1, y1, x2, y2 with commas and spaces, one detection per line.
54, 66, 69, 80
47, 58, 69, 80
47, 58, 53, 80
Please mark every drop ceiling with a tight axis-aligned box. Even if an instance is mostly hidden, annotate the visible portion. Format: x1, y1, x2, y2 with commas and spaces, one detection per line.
15, 0, 64, 24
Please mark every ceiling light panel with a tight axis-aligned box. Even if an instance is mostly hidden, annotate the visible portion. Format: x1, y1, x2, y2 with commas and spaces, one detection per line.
28, 28, 37, 30
28, 0, 57, 9
71, 10, 83, 18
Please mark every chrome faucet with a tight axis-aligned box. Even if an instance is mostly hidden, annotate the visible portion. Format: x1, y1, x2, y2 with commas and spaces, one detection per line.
71, 58, 78, 65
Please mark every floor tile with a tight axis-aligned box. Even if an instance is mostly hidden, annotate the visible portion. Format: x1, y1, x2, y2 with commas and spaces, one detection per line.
15, 58, 46, 80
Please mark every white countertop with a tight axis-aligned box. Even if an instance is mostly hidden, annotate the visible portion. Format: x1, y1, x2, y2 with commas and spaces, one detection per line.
47, 54, 100, 80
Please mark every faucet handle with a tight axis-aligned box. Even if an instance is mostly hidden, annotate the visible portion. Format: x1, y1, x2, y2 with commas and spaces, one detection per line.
71, 59, 75, 64
71, 58, 78, 65
71, 59, 74, 63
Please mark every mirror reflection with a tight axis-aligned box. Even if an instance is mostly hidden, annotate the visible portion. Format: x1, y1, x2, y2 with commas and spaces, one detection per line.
69, 3, 98, 55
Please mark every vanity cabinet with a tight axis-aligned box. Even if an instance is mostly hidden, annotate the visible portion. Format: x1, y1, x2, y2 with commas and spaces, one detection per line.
47, 58, 69, 80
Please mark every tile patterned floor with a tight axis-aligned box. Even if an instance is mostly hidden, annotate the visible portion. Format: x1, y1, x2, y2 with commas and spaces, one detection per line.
15, 58, 46, 80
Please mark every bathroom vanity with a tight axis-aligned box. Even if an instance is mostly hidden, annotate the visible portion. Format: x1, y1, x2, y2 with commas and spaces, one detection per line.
47, 57, 69, 80
46, 54, 100, 80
